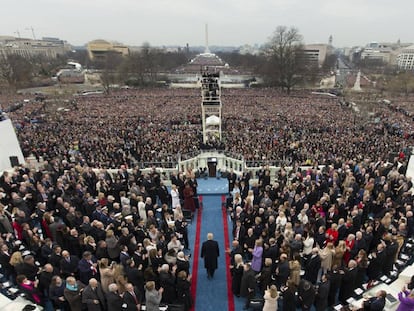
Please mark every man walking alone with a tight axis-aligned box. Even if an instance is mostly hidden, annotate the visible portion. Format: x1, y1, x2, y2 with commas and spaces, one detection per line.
201, 232, 220, 279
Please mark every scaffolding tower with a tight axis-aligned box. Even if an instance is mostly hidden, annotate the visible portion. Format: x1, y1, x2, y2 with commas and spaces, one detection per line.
201, 69, 222, 145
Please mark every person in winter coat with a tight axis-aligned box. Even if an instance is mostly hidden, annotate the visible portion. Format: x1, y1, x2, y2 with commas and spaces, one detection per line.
200, 232, 219, 279
314, 274, 330, 311
81, 278, 107, 311
64, 276, 85, 311
298, 279, 315, 311
251, 239, 263, 272
263, 284, 279, 311
176, 270, 193, 311
231, 254, 244, 297
145, 281, 163, 311
289, 253, 302, 286
282, 280, 297, 311
240, 263, 256, 310
396, 288, 414, 311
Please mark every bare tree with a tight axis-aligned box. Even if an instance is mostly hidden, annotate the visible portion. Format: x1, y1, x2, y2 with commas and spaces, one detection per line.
263, 26, 304, 94
0, 53, 33, 89
100, 51, 123, 93
387, 72, 414, 96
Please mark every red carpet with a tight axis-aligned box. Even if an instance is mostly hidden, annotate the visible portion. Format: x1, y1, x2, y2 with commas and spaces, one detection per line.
222, 195, 235, 311
190, 196, 203, 311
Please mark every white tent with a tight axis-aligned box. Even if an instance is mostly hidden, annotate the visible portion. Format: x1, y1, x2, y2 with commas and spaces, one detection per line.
0, 119, 25, 171
206, 115, 220, 126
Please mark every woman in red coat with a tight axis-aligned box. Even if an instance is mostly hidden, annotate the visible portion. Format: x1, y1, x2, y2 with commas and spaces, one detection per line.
325, 223, 339, 245
343, 234, 355, 264
183, 183, 195, 212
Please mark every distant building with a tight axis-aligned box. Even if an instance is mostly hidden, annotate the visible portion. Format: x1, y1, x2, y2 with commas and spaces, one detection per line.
349, 41, 413, 66
0, 36, 71, 58
301, 44, 334, 68
87, 39, 129, 60
396, 45, 414, 70
360, 42, 393, 63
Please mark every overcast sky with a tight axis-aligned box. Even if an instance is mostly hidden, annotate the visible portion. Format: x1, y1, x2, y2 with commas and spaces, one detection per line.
1, 0, 412, 48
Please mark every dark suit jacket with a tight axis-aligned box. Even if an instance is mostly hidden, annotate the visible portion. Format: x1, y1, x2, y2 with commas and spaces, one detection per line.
82, 284, 107, 311
120, 252, 130, 267
60, 255, 80, 277
305, 255, 321, 284
365, 296, 386, 311
0, 252, 12, 275
315, 280, 330, 311
282, 288, 297, 311
368, 251, 385, 280
107, 292, 123, 311
350, 238, 367, 258
298, 280, 316, 308
78, 258, 98, 284
123, 288, 142, 311
240, 268, 256, 297
339, 267, 357, 303
276, 261, 290, 287
201, 239, 219, 270
15, 263, 38, 281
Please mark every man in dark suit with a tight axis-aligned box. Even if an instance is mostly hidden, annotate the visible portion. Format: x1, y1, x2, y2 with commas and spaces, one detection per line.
363, 290, 387, 311
78, 251, 98, 285
383, 236, 399, 276
298, 279, 316, 311
48, 244, 63, 269
240, 263, 256, 310
60, 250, 79, 278
328, 266, 343, 308
0, 244, 13, 281
314, 274, 330, 311
339, 260, 358, 304
227, 240, 243, 266
232, 219, 246, 247
305, 248, 321, 284
201, 232, 219, 279
123, 282, 142, 311
106, 283, 124, 311
15, 255, 39, 281
350, 231, 367, 259
82, 278, 106, 311
274, 253, 290, 289
227, 169, 237, 193
264, 238, 279, 270
119, 245, 131, 267
337, 218, 348, 241
367, 243, 386, 281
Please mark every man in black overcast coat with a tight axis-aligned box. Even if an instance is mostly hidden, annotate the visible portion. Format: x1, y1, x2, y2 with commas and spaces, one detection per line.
201, 232, 220, 279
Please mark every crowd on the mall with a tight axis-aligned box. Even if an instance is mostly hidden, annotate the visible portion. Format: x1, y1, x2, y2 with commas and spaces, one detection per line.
5, 88, 414, 170
1, 88, 414, 311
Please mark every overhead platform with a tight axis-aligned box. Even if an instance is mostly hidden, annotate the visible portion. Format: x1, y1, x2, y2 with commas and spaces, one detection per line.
0, 118, 24, 172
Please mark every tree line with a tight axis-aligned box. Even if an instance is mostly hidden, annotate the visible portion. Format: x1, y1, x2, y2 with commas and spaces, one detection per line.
1, 25, 412, 95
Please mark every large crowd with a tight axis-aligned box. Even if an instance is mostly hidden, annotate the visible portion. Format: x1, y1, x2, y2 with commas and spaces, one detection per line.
0, 87, 414, 311
0, 163, 196, 311
5, 88, 414, 169
225, 160, 414, 310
